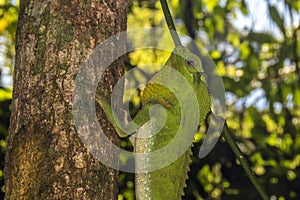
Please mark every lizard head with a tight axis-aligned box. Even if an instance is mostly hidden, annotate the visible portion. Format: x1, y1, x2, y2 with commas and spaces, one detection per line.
173, 46, 204, 75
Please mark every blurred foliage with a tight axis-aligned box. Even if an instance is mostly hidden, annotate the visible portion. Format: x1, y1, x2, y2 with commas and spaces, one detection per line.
0, 0, 18, 199
119, 0, 300, 200
0, 0, 18, 82
0, 90, 10, 199
0, 0, 299, 200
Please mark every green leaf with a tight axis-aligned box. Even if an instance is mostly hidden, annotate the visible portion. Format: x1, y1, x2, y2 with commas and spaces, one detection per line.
269, 6, 285, 34
0, 88, 12, 101
223, 77, 249, 97
247, 32, 278, 43
294, 87, 300, 107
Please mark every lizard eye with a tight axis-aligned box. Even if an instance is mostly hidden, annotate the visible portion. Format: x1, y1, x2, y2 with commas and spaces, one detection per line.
186, 59, 195, 67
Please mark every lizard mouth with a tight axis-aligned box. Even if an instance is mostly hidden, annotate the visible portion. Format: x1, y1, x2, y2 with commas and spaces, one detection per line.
197, 72, 205, 76
194, 72, 207, 83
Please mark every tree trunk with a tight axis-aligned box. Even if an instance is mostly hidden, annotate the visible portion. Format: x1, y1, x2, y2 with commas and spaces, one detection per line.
4, 0, 127, 199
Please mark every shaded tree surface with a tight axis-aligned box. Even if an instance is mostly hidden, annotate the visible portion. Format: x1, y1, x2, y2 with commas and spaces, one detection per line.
4, 0, 127, 199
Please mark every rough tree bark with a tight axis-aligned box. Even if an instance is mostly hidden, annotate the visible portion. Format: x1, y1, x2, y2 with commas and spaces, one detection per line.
4, 0, 127, 199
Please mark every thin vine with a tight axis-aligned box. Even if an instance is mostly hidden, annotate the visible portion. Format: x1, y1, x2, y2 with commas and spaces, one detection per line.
160, 0, 182, 46
160, 1, 270, 199
223, 123, 270, 200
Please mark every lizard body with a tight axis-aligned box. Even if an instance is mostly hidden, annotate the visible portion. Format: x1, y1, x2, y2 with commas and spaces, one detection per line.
96, 45, 211, 199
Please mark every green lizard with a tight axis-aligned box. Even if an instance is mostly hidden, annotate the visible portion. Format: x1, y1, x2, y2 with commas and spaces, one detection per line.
96, 45, 211, 199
